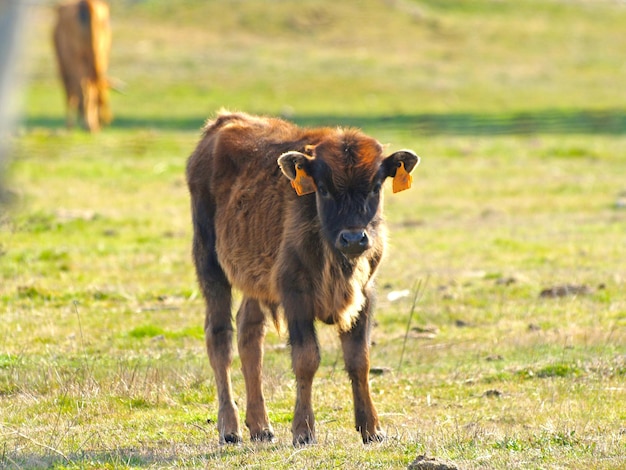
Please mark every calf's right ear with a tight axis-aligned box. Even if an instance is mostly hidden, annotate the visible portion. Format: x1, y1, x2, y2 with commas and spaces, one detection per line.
278, 151, 317, 196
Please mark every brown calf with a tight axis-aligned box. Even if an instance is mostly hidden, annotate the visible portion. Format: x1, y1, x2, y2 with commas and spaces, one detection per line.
53, 0, 112, 132
186, 111, 419, 445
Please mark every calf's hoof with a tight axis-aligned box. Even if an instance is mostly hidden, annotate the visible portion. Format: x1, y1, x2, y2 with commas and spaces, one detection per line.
220, 432, 243, 445
362, 429, 386, 444
292, 431, 316, 446
251, 428, 275, 443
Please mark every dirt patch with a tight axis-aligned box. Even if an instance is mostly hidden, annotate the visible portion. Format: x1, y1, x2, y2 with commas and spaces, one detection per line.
539, 284, 592, 298
369, 366, 393, 375
408, 454, 459, 470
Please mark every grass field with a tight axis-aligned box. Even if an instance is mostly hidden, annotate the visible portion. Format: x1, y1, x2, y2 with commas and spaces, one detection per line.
2, 0, 626, 468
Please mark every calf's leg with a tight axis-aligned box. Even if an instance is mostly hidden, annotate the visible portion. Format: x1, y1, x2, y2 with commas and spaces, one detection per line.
191, 197, 241, 444
287, 316, 320, 445
279, 265, 320, 445
236, 298, 274, 441
204, 283, 240, 444
340, 296, 385, 443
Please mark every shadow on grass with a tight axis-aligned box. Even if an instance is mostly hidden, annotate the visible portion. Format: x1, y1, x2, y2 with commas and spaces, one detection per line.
21, 115, 205, 132
293, 109, 626, 135
1, 442, 284, 469
1, 447, 209, 469
23, 108, 626, 135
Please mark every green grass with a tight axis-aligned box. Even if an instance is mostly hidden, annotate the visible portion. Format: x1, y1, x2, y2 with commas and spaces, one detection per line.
2, 0, 626, 468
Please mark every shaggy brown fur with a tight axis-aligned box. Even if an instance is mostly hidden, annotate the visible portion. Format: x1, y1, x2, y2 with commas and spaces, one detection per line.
53, 0, 111, 132
186, 111, 419, 445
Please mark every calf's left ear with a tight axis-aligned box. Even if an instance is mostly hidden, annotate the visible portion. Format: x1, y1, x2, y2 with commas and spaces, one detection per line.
278, 151, 317, 196
382, 150, 421, 193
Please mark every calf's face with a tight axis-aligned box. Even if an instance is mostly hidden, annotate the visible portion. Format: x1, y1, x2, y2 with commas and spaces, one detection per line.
278, 139, 419, 258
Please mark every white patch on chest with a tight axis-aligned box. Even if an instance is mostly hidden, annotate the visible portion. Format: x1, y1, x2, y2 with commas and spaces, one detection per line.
316, 251, 372, 333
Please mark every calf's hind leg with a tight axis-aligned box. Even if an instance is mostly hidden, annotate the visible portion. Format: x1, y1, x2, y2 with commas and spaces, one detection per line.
203, 284, 241, 444
237, 298, 274, 441
191, 197, 241, 444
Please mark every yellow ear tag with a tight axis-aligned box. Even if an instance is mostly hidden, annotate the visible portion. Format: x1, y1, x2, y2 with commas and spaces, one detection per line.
392, 161, 412, 193
292, 164, 317, 196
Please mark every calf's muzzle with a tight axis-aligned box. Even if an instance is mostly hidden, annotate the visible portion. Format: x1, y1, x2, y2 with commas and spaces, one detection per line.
336, 229, 370, 256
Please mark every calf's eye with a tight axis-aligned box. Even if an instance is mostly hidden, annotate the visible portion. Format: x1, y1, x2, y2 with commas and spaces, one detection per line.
317, 184, 329, 198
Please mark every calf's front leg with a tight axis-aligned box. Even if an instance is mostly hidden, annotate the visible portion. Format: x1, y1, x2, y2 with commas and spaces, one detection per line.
340, 298, 385, 443
286, 316, 320, 446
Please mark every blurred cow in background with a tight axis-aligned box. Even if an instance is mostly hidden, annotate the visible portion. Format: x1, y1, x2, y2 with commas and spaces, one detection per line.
53, 0, 112, 132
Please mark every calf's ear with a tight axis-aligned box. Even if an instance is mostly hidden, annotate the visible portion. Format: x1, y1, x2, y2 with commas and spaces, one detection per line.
278, 151, 317, 196
382, 150, 420, 193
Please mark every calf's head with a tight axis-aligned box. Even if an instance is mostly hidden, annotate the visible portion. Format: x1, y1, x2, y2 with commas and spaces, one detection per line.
278, 132, 419, 258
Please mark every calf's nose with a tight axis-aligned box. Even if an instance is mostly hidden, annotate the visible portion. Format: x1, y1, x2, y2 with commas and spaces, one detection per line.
337, 229, 370, 255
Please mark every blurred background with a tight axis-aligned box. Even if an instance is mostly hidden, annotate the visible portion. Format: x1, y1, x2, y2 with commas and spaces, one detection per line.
14, 0, 626, 133
1, 1, 625, 468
